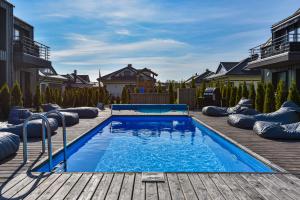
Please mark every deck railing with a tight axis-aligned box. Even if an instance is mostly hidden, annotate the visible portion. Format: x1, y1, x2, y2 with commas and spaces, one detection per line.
249, 34, 300, 61
14, 36, 50, 60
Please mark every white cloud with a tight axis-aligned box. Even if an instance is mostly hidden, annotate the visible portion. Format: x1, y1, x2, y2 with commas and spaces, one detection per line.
115, 29, 131, 36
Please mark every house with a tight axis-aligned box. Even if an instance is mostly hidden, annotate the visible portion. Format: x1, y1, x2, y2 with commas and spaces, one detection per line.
184, 69, 214, 87
39, 67, 67, 93
0, 0, 56, 100
62, 70, 95, 88
247, 8, 300, 90
205, 59, 261, 87
101, 64, 157, 97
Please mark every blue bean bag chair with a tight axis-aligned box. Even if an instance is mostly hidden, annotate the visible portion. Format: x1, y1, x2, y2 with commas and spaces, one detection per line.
0, 132, 20, 160
0, 118, 58, 138
8, 107, 32, 125
42, 104, 99, 119
228, 101, 300, 129
253, 121, 300, 139
45, 112, 79, 127
202, 99, 258, 117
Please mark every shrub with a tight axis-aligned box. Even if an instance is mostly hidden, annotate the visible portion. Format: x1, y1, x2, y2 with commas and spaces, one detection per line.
226, 82, 232, 106
191, 78, 196, 88
241, 81, 249, 98
45, 86, 51, 103
221, 85, 227, 106
121, 87, 129, 104
287, 81, 300, 105
0, 83, 11, 119
229, 86, 237, 107
199, 82, 206, 97
180, 81, 186, 89
34, 85, 42, 112
255, 82, 264, 112
263, 83, 275, 113
11, 81, 23, 107
134, 87, 139, 93
168, 82, 175, 104
235, 83, 242, 104
157, 82, 163, 93
248, 82, 256, 108
275, 80, 287, 110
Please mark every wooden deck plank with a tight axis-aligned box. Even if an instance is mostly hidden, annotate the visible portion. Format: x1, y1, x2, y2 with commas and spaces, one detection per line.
105, 173, 124, 200
166, 173, 185, 200
188, 173, 211, 200
92, 173, 114, 200
157, 176, 172, 200
37, 174, 71, 200
209, 174, 239, 200
78, 173, 103, 200
177, 173, 198, 200
198, 174, 225, 200
132, 173, 145, 200
23, 174, 61, 200
119, 173, 135, 200
0, 173, 27, 194
145, 182, 158, 200
64, 173, 93, 200
51, 173, 82, 200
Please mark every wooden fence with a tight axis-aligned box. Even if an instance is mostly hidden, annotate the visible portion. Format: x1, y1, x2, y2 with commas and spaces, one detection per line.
177, 88, 196, 109
130, 93, 169, 104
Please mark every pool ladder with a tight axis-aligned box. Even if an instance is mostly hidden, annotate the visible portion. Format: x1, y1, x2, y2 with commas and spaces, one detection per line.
23, 110, 68, 171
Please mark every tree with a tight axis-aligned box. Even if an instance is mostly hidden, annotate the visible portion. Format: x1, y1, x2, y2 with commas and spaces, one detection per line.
287, 81, 300, 105
191, 78, 196, 88
225, 82, 232, 106
180, 81, 186, 89
157, 81, 163, 93
248, 82, 256, 108
45, 86, 52, 103
255, 82, 265, 112
121, 87, 129, 104
242, 81, 249, 98
221, 85, 227, 106
34, 85, 42, 112
229, 86, 237, 107
263, 83, 275, 113
168, 82, 175, 104
235, 83, 242, 104
198, 82, 206, 97
0, 83, 11, 119
134, 87, 139, 93
11, 81, 23, 107
275, 80, 286, 110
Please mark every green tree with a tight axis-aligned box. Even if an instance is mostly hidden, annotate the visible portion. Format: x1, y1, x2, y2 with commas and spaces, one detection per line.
287, 81, 300, 105
199, 82, 206, 97
226, 82, 232, 106
121, 87, 129, 104
235, 83, 242, 104
157, 81, 163, 93
242, 81, 249, 98
180, 81, 186, 89
255, 82, 265, 112
134, 87, 139, 93
248, 82, 256, 108
34, 85, 42, 112
191, 78, 196, 88
229, 86, 237, 107
0, 83, 11, 119
45, 86, 51, 103
168, 82, 175, 104
11, 81, 23, 107
275, 80, 286, 110
263, 83, 275, 113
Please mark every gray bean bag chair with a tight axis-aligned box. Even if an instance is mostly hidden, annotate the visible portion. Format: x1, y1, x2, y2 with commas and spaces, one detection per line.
44, 112, 79, 127
0, 118, 58, 138
228, 101, 300, 129
8, 107, 32, 125
0, 132, 20, 160
202, 99, 257, 117
253, 121, 300, 139
42, 104, 99, 119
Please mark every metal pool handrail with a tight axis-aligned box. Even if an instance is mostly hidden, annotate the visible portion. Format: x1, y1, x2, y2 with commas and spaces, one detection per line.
45, 110, 68, 170
23, 114, 53, 171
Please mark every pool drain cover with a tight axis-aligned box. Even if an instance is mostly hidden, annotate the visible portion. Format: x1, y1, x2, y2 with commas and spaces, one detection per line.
142, 172, 165, 182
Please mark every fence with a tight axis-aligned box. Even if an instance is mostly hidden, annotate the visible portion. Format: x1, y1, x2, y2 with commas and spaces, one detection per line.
177, 88, 196, 109
129, 93, 169, 104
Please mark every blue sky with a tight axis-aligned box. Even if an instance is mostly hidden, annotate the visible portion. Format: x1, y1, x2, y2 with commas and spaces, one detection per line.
10, 0, 300, 81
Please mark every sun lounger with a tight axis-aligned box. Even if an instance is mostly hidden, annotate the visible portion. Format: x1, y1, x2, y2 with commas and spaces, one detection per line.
202, 99, 258, 116
253, 121, 300, 139
42, 104, 99, 119
228, 101, 300, 129
0, 132, 20, 160
0, 118, 58, 138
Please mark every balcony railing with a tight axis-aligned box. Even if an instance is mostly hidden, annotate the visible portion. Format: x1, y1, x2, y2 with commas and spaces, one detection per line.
14, 36, 50, 60
250, 34, 300, 61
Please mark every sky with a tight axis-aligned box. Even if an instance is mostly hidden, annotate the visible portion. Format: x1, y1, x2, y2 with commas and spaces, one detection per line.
10, 0, 300, 82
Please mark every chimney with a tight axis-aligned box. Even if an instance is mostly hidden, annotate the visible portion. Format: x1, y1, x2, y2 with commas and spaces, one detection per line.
73, 70, 77, 82
128, 64, 132, 68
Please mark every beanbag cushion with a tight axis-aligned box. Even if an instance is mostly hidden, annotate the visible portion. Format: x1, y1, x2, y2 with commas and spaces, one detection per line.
0, 132, 20, 160
0, 118, 58, 138
46, 112, 79, 126
254, 121, 300, 139
8, 107, 32, 125
59, 107, 99, 119
42, 104, 61, 112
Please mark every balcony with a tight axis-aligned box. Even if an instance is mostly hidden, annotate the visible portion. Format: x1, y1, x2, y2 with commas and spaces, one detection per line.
13, 36, 52, 68
248, 34, 300, 69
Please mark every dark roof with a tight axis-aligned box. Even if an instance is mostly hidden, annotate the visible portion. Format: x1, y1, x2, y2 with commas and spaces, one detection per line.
78, 75, 90, 82
185, 69, 214, 84
272, 8, 300, 30
62, 74, 93, 85
220, 62, 239, 71
138, 68, 158, 76
226, 58, 260, 75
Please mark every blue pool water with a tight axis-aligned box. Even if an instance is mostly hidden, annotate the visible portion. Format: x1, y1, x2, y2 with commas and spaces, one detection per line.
36, 116, 273, 172
112, 104, 188, 114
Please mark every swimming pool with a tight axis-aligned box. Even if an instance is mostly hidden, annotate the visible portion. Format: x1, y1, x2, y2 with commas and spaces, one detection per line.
35, 116, 273, 173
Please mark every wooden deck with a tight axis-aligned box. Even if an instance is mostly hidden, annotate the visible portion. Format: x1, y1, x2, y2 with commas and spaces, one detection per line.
1, 110, 300, 199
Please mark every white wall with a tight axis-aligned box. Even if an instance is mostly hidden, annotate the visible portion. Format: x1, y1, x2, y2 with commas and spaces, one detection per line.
106, 83, 128, 97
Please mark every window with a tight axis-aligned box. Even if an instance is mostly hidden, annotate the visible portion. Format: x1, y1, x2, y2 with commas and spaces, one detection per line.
0, 8, 6, 50
273, 71, 288, 89
14, 29, 20, 40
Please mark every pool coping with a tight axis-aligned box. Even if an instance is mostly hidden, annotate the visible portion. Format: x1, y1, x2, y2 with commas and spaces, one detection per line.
31, 114, 287, 173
